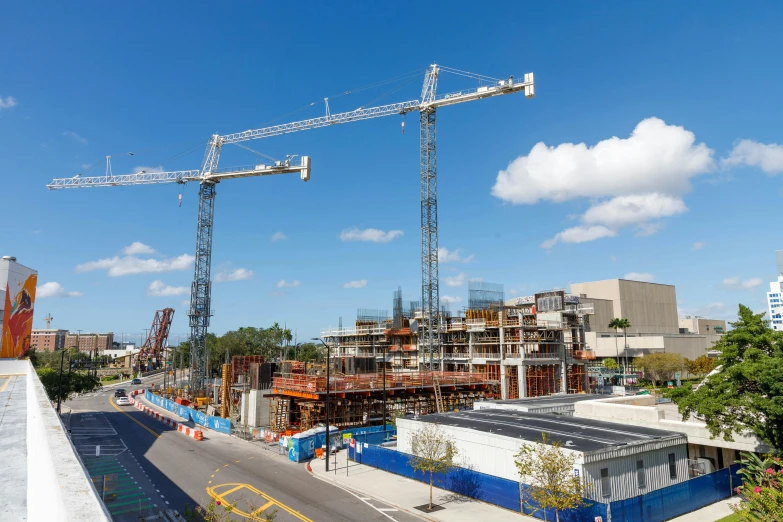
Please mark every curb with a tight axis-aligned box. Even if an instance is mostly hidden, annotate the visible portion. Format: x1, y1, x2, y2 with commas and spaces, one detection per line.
305, 460, 432, 522
130, 391, 203, 441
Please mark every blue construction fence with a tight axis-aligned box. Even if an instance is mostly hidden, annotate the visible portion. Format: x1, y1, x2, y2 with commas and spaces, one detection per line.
608, 463, 743, 522
287, 425, 394, 463
143, 390, 232, 434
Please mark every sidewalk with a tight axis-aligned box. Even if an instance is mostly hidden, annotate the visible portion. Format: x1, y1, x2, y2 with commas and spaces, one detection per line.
308, 449, 534, 522
669, 497, 740, 521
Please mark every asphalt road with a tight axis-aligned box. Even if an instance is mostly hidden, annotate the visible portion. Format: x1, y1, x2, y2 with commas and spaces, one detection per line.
66, 374, 420, 522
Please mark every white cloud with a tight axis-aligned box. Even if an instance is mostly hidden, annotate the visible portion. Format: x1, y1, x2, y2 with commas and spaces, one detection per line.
37, 282, 83, 298
276, 279, 300, 288
214, 268, 254, 282
343, 279, 367, 288
438, 247, 474, 263
469, 277, 484, 283
63, 131, 88, 145
723, 139, 783, 174
581, 193, 687, 229
132, 165, 164, 174
444, 273, 466, 287
122, 242, 157, 256
624, 272, 655, 283
339, 227, 403, 243
492, 117, 714, 204
76, 253, 194, 276
147, 280, 188, 296
270, 232, 287, 242
441, 295, 463, 305
492, 118, 715, 248
0, 96, 18, 109
722, 277, 763, 291
180, 299, 190, 307
541, 225, 616, 249
693, 242, 706, 250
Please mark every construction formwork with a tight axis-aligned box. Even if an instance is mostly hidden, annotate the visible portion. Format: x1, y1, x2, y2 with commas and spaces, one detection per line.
267, 370, 487, 433
526, 364, 561, 398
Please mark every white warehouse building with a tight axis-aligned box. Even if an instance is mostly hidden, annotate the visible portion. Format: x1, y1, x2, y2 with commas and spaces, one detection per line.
396, 409, 689, 503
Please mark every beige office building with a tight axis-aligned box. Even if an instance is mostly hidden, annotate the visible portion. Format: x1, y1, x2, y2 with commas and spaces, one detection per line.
570, 279, 722, 363
678, 316, 726, 335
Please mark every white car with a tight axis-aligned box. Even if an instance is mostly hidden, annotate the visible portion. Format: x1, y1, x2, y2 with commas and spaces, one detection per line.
115, 396, 132, 406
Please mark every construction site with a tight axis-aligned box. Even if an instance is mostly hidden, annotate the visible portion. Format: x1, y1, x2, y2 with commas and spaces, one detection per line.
193, 281, 596, 439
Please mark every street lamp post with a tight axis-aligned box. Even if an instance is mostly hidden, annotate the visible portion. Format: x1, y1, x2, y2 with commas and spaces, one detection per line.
57, 349, 66, 415
312, 337, 331, 472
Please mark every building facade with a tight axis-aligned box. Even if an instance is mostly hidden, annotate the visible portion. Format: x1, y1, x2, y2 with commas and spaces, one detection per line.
30, 329, 68, 352
766, 250, 783, 330
64, 332, 114, 353
678, 316, 726, 335
0, 256, 38, 358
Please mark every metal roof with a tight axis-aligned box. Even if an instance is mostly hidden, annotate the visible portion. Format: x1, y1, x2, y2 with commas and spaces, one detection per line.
412, 409, 686, 456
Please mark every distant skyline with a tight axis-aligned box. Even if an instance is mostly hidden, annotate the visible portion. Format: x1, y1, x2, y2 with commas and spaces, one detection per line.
3, 1, 783, 339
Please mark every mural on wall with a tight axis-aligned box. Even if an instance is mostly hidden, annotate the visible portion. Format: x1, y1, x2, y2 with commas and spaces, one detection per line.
2, 271, 37, 358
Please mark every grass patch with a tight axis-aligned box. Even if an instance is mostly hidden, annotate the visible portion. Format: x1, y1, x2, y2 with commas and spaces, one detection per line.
716, 513, 742, 522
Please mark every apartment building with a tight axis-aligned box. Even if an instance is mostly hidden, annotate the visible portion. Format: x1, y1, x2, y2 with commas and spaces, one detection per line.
64, 332, 114, 353
30, 329, 68, 352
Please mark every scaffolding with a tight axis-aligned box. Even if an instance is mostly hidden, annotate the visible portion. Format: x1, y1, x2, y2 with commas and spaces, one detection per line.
567, 364, 587, 393
506, 366, 519, 400
468, 281, 505, 310
526, 364, 561, 398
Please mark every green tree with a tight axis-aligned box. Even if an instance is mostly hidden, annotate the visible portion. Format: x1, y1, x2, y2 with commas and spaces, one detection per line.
669, 305, 783, 451
514, 433, 586, 522
634, 352, 687, 387
36, 367, 100, 403
602, 358, 618, 371
409, 423, 458, 510
686, 354, 715, 378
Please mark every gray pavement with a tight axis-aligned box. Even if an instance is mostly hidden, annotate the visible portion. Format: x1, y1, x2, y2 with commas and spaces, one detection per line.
0, 374, 27, 521
65, 380, 423, 522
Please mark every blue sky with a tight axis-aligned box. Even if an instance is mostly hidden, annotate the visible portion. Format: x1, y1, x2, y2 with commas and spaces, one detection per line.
3, 1, 783, 343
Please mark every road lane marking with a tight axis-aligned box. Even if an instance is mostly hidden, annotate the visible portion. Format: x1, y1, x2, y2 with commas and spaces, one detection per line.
207, 483, 313, 522
0, 377, 12, 392
251, 500, 276, 515
109, 397, 161, 438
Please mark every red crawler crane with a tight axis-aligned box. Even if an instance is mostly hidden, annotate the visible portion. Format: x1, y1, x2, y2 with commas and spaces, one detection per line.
137, 308, 175, 372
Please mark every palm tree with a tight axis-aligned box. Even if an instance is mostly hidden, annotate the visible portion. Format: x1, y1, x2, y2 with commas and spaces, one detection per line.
608, 318, 631, 385
617, 318, 631, 380
608, 318, 623, 383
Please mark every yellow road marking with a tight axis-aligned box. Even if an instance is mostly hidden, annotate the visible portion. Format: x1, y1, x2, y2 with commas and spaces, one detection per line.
109, 397, 160, 438
235, 460, 240, 463
252, 500, 276, 515
208, 480, 212, 484
215, 469, 220, 472
211, 474, 215, 478
207, 483, 313, 522
0, 377, 11, 393
224, 464, 229, 467
219, 484, 245, 497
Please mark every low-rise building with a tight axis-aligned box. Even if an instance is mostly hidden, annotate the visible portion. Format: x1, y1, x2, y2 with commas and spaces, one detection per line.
396, 409, 689, 502
573, 395, 769, 475
30, 329, 68, 352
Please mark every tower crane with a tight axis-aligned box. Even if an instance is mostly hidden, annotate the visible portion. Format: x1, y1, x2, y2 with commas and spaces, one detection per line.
211, 64, 535, 369
43, 313, 54, 329
47, 63, 534, 387
48, 152, 312, 392
136, 308, 175, 372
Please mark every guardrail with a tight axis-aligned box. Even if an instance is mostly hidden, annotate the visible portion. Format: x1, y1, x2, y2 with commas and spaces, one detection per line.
272, 370, 486, 393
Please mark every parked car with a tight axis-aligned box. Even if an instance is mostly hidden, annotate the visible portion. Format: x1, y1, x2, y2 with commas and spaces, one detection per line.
114, 389, 126, 397
131, 378, 142, 385
115, 396, 132, 406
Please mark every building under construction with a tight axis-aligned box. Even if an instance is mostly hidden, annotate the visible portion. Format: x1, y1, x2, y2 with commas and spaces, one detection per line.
252, 283, 596, 436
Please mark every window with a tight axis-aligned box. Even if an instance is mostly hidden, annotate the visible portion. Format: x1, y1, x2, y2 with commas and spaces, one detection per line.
636, 460, 646, 488
668, 453, 677, 479
600, 468, 611, 497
